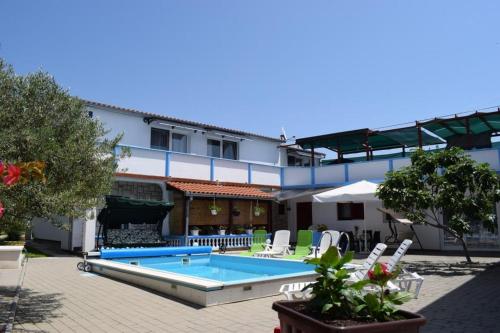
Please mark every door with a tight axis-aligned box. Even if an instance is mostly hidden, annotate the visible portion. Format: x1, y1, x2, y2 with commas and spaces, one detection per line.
296, 202, 313, 231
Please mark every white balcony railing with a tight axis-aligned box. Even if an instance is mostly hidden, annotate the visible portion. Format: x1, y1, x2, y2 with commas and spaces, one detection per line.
116, 145, 500, 189
115, 145, 282, 186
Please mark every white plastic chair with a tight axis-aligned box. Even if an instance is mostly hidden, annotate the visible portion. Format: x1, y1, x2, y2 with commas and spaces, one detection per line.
255, 230, 291, 257
306, 230, 340, 259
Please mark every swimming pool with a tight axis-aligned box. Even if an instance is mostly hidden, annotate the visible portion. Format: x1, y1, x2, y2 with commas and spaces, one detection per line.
88, 249, 317, 306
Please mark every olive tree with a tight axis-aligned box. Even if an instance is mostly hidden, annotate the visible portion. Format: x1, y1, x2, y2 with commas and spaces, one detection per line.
0, 59, 125, 231
377, 147, 500, 263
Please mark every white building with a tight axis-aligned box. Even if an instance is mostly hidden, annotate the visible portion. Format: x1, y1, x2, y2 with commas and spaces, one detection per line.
32, 102, 500, 253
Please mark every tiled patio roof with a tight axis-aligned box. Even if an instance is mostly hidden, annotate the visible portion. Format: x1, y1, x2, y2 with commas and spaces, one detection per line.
166, 181, 274, 200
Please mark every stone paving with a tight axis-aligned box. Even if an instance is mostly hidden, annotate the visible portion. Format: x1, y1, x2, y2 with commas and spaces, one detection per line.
2, 253, 499, 333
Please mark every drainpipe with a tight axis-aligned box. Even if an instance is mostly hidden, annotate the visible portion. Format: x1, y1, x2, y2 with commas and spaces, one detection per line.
183, 196, 192, 246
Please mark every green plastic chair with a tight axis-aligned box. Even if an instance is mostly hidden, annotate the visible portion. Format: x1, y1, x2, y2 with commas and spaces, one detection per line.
240, 230, 268, 256
285, 230, 313, 260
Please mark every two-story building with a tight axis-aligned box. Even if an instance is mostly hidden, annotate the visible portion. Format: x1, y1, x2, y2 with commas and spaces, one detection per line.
32, 102, 500, 253
32, 100, 323, 251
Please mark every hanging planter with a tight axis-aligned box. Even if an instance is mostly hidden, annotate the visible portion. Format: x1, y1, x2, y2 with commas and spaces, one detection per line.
209, 197, 222, 216
254, 205, 265, 217
232, 206, 241, 217
254, 200, 265, 217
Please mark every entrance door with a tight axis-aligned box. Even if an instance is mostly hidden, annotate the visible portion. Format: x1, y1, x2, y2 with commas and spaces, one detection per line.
296, 202, 313, 231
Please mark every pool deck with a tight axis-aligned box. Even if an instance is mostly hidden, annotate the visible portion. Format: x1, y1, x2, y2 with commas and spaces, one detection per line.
2, 253, 500, 333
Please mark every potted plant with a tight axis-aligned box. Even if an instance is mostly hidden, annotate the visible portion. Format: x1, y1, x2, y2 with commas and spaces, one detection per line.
218, 225, 227, 236
230, 224, 245, 235
190, 226, 200, 236
244, 224, 253, 235
232, 206, 241, 217
272, 247, 426, 333
209, 204, 222, 216
254, 206, 265, 217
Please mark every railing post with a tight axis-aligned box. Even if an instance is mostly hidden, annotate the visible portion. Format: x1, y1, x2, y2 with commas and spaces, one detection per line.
165, 151, 171, 177
248, 163, 252, 184
280, 167, 285, 187
344, 164, 349, 183
210, 158, 215, 181
310, 166, 316, 188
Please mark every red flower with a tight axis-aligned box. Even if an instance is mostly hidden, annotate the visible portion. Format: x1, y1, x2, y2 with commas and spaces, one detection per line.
3, 164, 22, 186
368, 262, 392, 282
0, 201, 4, 219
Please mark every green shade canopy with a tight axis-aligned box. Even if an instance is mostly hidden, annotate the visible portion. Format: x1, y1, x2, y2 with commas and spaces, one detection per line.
98, 195, 174, 229
421, 111, 500, 139
296, 126, 444, 154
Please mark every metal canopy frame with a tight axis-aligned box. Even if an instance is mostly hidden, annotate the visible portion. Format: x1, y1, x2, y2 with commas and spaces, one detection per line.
296, 108, 500, 161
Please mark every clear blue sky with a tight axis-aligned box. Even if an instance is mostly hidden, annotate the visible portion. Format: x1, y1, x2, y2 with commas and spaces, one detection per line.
1, 1, 499, 141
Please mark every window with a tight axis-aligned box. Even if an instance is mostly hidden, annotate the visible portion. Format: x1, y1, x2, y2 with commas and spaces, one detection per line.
337, 202, 364, 220
207, 139, 221, 158
207, 139, 238, 160
223, 141, 238, 160
151, 128, 170, 150
172, 133, 188, 153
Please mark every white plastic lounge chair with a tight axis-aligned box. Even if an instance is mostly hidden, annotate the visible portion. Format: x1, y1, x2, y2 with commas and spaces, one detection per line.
347, 243, 401, 293
306, 230, 340, 259
279, 281, 314, 300
280, 243, 392, 300
380, 239, 424, 298
255, 230, 291, 257
386, 239, 413, 272
347, 243, 388, 281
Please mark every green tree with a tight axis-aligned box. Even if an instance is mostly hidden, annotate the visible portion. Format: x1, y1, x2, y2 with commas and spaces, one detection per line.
0, 59, 124, 230
377, 148, 500, 263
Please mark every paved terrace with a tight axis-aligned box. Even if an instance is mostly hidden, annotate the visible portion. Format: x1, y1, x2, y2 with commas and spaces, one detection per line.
3, 252, 500, 333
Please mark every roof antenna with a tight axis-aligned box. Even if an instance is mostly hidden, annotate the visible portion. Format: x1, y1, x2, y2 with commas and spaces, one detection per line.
280, 127, 288, 142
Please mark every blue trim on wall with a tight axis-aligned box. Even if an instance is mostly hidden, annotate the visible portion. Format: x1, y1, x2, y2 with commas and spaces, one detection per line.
210, 158, 215, 181
280, 167, 285, 187
388, 159, 394, 172
248, 163, 253, 184
344, 164, 349, 182
165, 152, 171, 177
310, 167, 316, 188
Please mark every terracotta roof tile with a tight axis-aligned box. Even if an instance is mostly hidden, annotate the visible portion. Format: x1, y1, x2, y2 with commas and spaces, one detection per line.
167, 181, 274, 200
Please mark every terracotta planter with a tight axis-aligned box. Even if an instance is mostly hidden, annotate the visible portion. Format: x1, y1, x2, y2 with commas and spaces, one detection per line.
273, 300, 426, 333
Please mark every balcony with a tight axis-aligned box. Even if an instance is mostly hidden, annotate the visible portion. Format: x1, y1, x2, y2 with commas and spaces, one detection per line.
116, 145, 500, 189
115, 145, 282, 186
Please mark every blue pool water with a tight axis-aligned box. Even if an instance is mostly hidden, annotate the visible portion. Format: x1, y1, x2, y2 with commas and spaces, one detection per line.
111, 254, 315, 284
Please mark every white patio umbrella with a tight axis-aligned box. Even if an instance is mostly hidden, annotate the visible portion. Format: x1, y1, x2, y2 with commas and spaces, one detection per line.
312, 180, 380, 252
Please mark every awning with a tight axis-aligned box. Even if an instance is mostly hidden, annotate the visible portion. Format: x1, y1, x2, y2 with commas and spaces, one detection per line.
97, 195, 174, 229
312, 180, 379, 202
167, 181, 274, 200
296, 127, 443, 154
273, 188, 332, 202
421, 109, 500, 139
377, 207, 413, 225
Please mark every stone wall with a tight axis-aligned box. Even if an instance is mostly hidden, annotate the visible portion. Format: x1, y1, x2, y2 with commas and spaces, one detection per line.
112, 181, 163, 201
